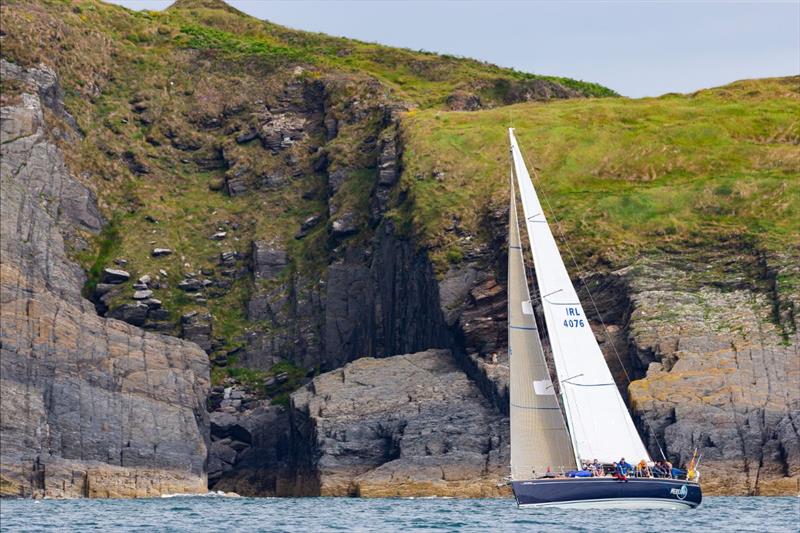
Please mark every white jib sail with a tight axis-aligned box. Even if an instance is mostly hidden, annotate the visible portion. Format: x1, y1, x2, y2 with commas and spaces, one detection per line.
508, 160, 577, 480
508, 128, 651, 466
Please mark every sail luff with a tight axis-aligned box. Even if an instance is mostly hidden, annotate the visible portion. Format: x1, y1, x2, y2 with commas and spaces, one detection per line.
508, 128, 651, 465
508, 149, 577, 480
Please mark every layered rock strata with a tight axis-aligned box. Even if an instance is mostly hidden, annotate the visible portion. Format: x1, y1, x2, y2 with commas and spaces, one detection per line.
439, 224, 799, 495
287, 349, 509, 497
0, 62, 210, 498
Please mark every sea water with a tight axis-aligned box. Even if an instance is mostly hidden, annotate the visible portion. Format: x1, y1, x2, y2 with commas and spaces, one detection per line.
0, 496, 797, 532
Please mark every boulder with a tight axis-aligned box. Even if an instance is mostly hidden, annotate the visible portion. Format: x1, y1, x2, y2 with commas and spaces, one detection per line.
295, 215, 322, 239
132, 289, 153, 300
220, 251, 238, 265
235, 130, 258, 144
330, 211, 358, 237
148, 308, 170, 321
101, 268, 130, 284
178, 278, 204, 292
143, 298, 162, 309
151, 248, 173, 257
108, 303, 149, 326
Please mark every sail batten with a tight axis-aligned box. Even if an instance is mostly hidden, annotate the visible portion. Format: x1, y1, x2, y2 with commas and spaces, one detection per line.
508, 128, 651, 466
508, 151, 576, 481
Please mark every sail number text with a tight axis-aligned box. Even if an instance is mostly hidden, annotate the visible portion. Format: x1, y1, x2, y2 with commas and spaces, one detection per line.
563, 307, 585, 328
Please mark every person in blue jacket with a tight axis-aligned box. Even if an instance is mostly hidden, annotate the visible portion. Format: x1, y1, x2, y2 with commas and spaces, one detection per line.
616, 457, 633, 476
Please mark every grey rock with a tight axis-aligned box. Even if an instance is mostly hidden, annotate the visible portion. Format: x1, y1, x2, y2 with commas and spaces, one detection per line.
235, 130, 258, 144
181, 312, 213, 353
144, 298, 162, 309
151, 248, 173, 257
148, 308, 170, 321
328, 168, 349, 196
178, 278, 204, 292
295, 215, 322, 239
132, 289, 153, 300
226, 175, 248, 196
252, 241, 287, 280
93, 283, 117, 297
101, 268, 130, 284
1, 63, 207, 497
108, 303, 149, 326
288, 350, 508, 496
301, 215, 322, 231
330, 211, 358, 237
209, 404, 292, 495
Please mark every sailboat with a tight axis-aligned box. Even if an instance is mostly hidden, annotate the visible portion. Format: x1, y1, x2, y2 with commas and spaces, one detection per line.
506, 128, 702, 509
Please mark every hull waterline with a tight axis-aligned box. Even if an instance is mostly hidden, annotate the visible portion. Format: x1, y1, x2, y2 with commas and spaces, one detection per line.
512, 478, 702, 509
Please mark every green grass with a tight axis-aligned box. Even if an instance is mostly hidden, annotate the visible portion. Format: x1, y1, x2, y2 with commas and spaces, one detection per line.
398, 77, 800, 273
177, 24, 309, 66
78, 218, 121, 296
211, 359, 308, 400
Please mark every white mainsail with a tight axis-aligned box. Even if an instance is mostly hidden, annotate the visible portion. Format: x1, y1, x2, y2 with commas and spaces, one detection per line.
508, 161, 577, 480
509, 128, 651, 465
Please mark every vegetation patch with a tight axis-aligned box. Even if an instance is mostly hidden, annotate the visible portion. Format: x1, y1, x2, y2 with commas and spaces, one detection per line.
399, 76, 800, 275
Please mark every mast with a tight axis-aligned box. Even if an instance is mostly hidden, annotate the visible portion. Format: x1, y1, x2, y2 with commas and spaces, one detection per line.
508, 149, 577, 480
508, 128, 651, 465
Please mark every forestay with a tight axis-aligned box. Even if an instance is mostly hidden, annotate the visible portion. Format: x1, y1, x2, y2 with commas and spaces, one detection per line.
508, 163, 577, 480
508, 128, 651, 465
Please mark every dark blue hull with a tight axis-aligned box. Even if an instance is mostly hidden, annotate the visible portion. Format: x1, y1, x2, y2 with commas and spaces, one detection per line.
512, 477, 702, 509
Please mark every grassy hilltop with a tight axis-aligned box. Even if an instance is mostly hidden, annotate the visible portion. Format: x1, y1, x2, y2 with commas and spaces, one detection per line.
400, 77, 800, 271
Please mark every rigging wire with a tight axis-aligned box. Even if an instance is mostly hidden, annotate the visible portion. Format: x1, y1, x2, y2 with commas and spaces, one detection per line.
514, 137, 669, 463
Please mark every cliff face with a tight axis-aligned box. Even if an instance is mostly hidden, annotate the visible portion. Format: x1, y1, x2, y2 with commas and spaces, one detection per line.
0, 61, 210, 498
288, 349, 508, 497
624, 250, 799, 496
2, 0, 797, 499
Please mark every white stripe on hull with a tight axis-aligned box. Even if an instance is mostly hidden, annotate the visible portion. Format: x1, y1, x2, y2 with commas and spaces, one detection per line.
517, 497, 697, 510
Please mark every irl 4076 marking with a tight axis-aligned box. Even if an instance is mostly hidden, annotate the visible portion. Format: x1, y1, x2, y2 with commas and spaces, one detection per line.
563, 306, 585, 328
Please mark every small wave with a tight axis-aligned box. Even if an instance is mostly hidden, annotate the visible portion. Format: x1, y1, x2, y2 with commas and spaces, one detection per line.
160, 490, 241, 498
400, 496, 455, 500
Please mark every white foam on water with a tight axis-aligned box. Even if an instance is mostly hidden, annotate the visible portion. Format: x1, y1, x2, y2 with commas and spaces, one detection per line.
161, 490, 241, 498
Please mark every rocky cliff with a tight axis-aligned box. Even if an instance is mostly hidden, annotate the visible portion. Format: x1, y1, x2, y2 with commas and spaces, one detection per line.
0, 60, 210, 498
1, 0, 797, 499
287, 349, 508, 497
